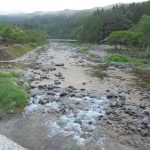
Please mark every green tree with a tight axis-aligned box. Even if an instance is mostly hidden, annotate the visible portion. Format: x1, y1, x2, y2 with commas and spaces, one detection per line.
137, 15, 150, 50
80, 15, 101, 42
107, 31, 143, 49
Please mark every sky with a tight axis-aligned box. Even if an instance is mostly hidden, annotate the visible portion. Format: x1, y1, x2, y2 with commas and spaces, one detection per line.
0, 0, 148, 14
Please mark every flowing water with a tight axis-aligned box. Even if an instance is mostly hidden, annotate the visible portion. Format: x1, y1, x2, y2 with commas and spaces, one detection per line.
0, 42, 109, 150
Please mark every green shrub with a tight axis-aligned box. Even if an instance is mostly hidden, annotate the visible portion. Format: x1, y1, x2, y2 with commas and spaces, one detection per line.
79, 47, 90, 54
105, 54, 150, 68
0, 72, 22, 78
105, 54, 131, 62
138, 59, 150, 68
0, 72, 28, 116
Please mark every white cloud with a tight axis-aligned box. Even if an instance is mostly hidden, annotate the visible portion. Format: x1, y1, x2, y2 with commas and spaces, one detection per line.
0, 0, 148, 13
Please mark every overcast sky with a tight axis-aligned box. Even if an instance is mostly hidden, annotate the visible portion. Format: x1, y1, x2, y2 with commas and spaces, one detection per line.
0, 0, 148, 13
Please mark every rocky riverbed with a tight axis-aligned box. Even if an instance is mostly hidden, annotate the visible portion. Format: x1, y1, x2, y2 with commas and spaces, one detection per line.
0, 42, 149, 150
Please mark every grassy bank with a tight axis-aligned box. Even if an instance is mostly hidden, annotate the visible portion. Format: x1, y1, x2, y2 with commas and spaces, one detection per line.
0, 43, 36, 59
105, 54, 150, 68
0, 72, 28, 117
79, 47, 90, 54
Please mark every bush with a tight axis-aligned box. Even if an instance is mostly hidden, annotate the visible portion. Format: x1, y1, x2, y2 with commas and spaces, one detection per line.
105, 54, 150, 68
105, 54, 131, 62
0, 72, 28, 116
79, 47, 90, 54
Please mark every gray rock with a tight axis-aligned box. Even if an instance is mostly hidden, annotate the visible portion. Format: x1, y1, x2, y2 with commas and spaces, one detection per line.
42, 67, 49, 72
143, 116, 150, 125
82, 82, 86, 85
34, 65, 40, 69
49, 67, 56, 71
80, 88, 85, 91
47, 91, 56, 96
40, 74, 48, 79
30, 88, 45, 97
55, 62, 64, 66
30, 83, 38, 88
143, 108, 150, 115
106, 108, 113, 114
38, 84, 47, 89
66, 86, 76, 92
75, 93, 83, 98
60, 92, 68, 97
110, 100, 118, 107
132, 135, 142, 146
25, 73, 35, 81
7, 64, 12, 68
54, 80, 61, 85
47, 84, 55, 90
39, 99, 49, 105
79, 60, 84, 63
141, 129, 149, 136
107, 94, 118, 99
55, 72, 62, 78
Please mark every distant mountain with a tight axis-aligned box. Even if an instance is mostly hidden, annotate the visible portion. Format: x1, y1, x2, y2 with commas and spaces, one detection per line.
0, 3, 124, 16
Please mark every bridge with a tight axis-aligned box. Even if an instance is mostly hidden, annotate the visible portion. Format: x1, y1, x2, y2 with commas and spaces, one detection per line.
49, 39, 78, 42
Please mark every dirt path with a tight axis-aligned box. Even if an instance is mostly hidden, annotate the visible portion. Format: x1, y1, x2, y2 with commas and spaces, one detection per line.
0, 42, 149, 150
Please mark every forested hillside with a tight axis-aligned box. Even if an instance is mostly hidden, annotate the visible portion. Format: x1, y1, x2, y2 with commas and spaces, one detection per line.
0, 0, 149, 47
80, 0, 150, 44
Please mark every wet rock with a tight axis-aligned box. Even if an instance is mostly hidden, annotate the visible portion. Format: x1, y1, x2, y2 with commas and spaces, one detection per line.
140, 104, 147, 109
75, 93, 83, 98
60, 92, 68, 97
38, 84, 47, 89
55, 62, 64, 66
70, 93, 76, 97
81, 132, 92, 139
81, 124, 94, 132
32, 98, 39, 104
143, 116, 150, 125
47, 91, 56, 96
107, 94, 118, 99
39, 99, 49, 105
106, 108, 113, 114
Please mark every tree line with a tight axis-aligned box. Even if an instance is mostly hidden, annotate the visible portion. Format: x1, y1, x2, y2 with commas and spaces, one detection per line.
0, 0, 149, 49
0, 24, 48, 44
